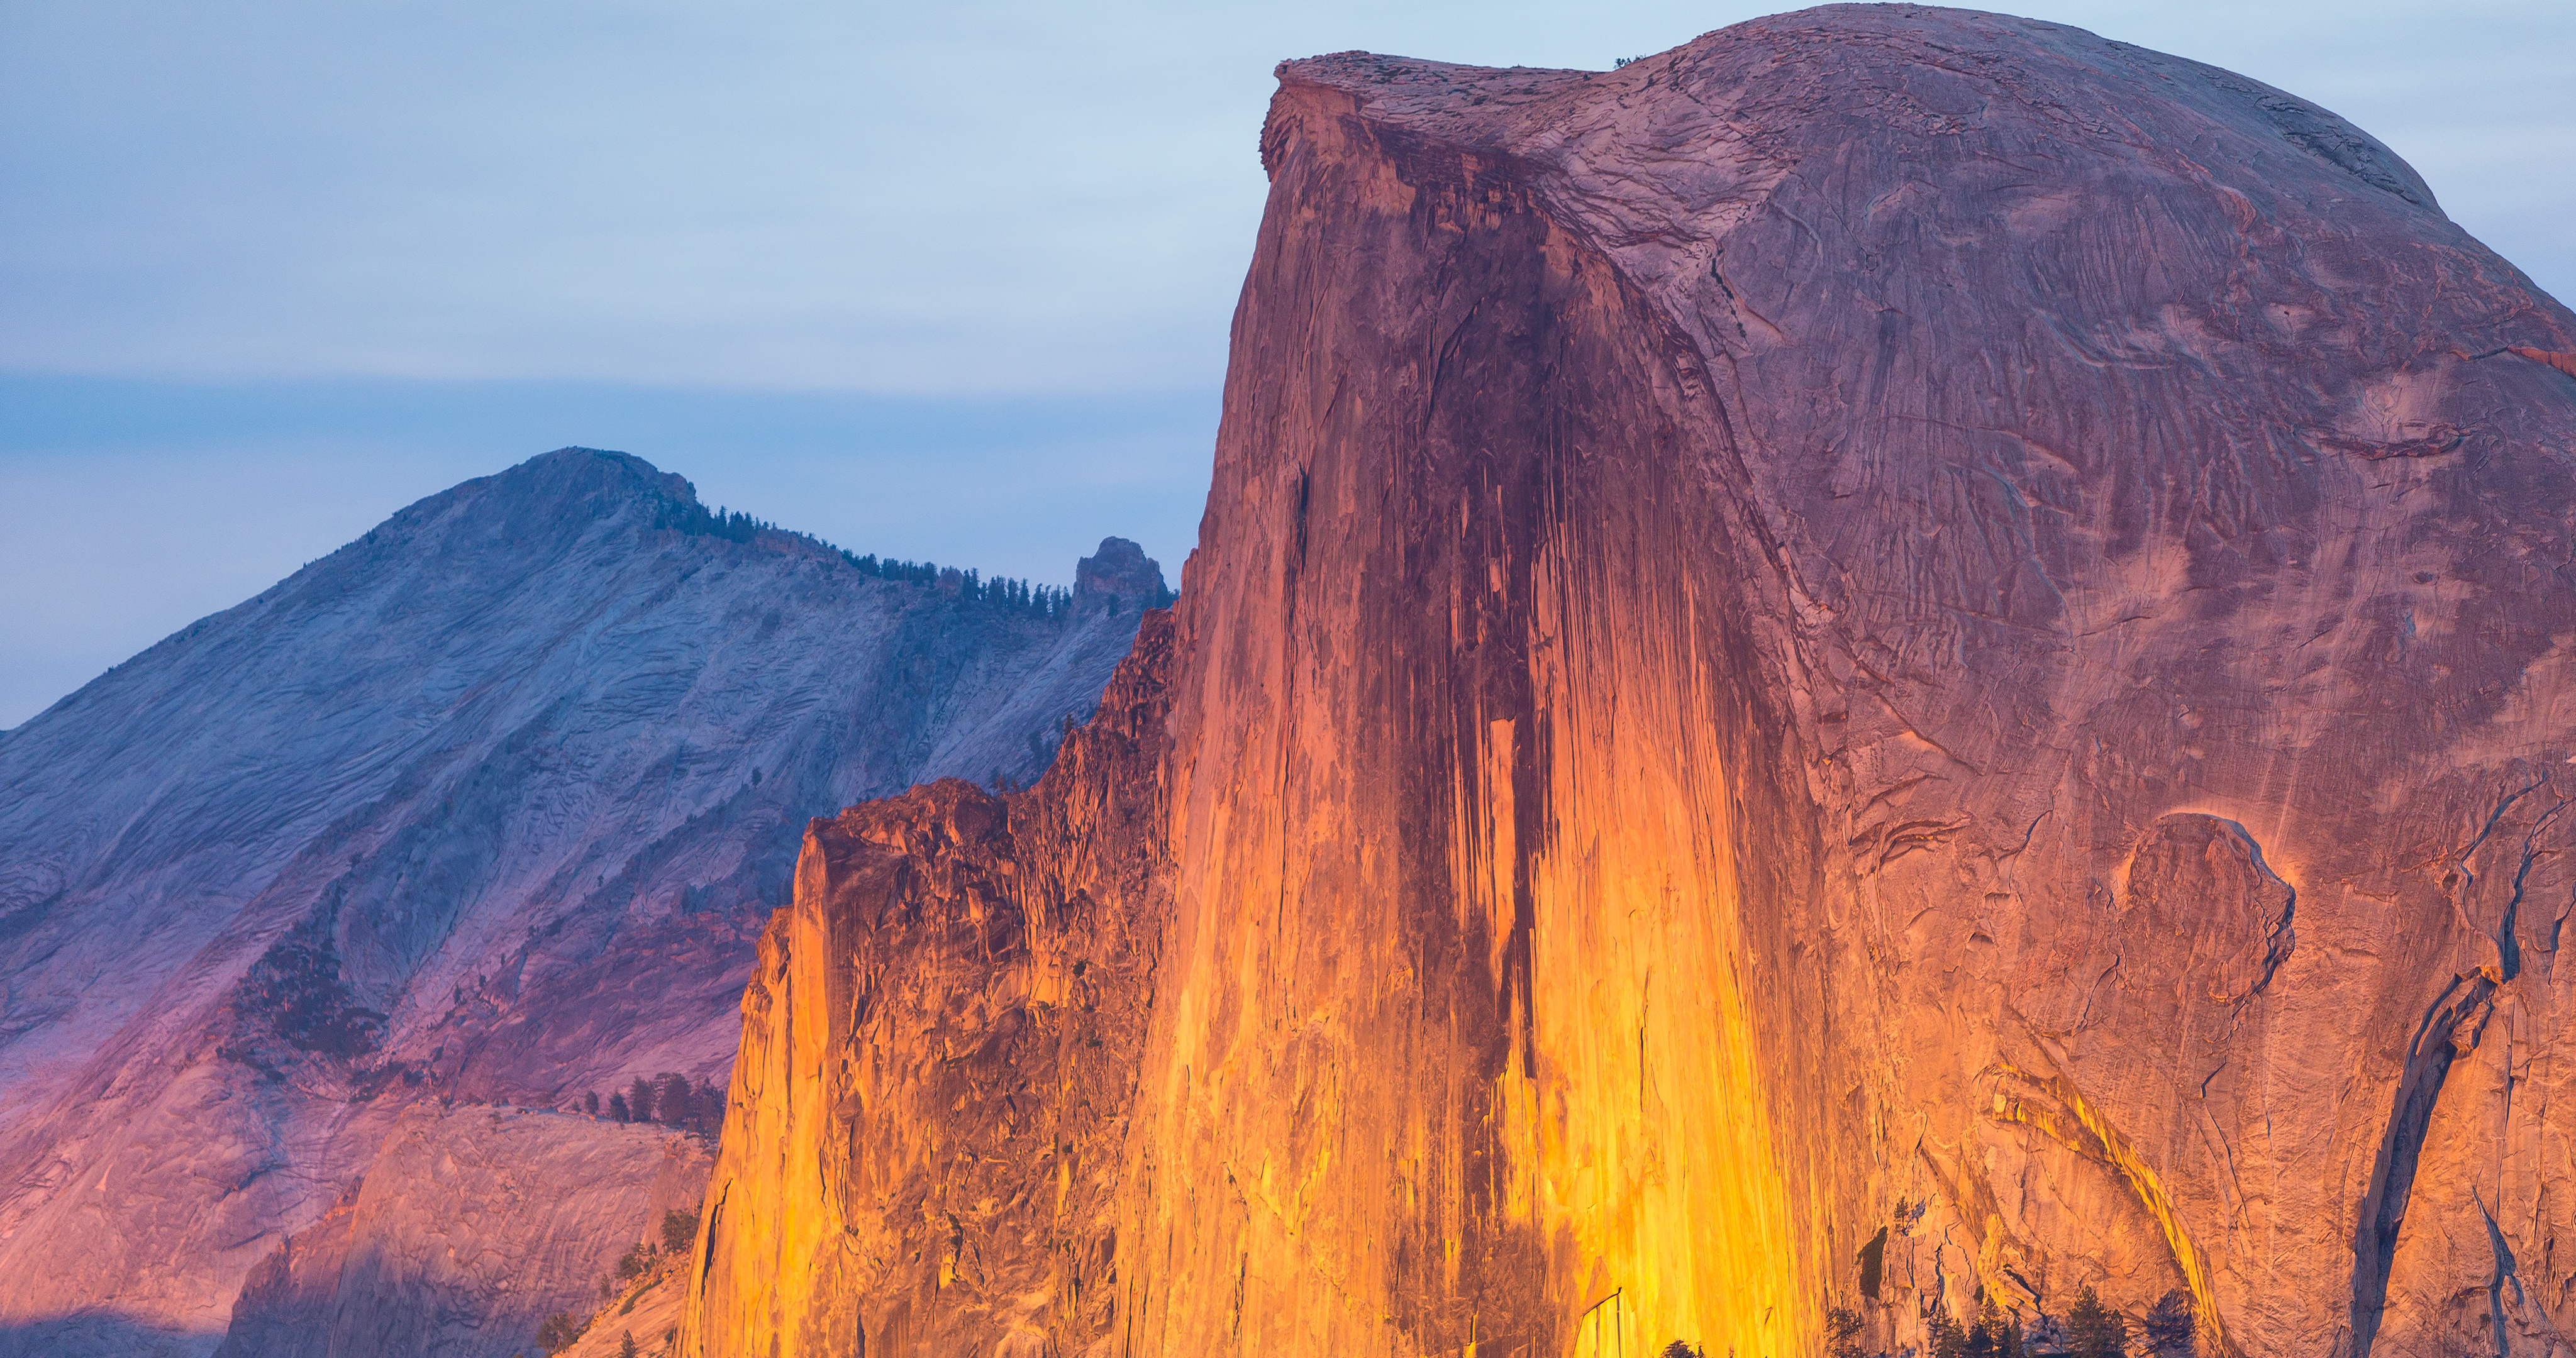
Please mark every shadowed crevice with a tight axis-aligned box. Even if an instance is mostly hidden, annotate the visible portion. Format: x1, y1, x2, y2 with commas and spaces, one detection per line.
2348, 973, 2498, 1358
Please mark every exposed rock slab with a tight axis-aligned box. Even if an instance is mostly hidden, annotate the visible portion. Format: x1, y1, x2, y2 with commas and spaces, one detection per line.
559, 1257, 691, 1358
684, 6, 2576, 1358
214, 1105, 706, 1358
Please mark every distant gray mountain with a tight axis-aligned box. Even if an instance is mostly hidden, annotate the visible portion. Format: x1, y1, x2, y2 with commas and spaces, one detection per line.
0, 447, 1164, 1356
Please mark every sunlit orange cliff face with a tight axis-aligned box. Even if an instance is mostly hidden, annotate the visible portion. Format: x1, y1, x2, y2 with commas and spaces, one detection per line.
681, 8, 2576, 1357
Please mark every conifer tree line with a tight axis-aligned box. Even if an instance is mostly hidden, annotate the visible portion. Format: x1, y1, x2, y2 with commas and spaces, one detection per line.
649, 498, 770, 544
577, 1072, 724, 1134
650, 496, 1096, 619
1794, 1284, 2191, 1358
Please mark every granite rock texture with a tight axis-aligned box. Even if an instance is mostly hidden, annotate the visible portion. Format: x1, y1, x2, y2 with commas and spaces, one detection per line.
211, 1105, 706, 1358
685, 616, 1175, 1358
0, 448, 1160, 1354
684, 8, 2576, 1358
558, 1250, 692, 1358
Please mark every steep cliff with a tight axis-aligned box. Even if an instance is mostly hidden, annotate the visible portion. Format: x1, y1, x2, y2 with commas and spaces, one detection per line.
687, 614, 1174, 1357
0, 447, 1163, 1355
684, 8, 2576, 1357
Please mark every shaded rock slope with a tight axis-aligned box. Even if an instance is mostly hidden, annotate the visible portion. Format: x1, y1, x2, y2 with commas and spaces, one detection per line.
682, 8, 2576, 1358
211, 1105, 709, 1358
0, 446, 1163, 1355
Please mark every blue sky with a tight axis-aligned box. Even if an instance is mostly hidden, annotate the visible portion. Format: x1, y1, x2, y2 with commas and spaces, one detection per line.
3, 0, 2570, 727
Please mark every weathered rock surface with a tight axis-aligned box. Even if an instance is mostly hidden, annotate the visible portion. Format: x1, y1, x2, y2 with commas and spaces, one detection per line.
212, 1105, 707, 1358
559, 1252, 692, 1358
687, 616, 1174, 1357
684, 8, 2576, 1358
0, 447, 1162, 1354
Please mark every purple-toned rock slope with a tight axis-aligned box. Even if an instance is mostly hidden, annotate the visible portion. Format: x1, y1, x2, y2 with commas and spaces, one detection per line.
0, 447, 1163, 1356
210, 1105, 710, 1358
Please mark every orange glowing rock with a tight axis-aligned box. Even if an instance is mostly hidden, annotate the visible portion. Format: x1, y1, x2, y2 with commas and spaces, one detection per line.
2511, 346, 2576, 380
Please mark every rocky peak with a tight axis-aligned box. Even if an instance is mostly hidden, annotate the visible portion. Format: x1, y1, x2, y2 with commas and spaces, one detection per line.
0, 446, 1162, 1355
363, 445, 689, 551
1072, 535, 1169, 609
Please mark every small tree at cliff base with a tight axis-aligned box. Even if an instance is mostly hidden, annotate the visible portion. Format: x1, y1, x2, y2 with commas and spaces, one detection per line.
1827, 1305, 1867, 1358
1973, 1297, 2027, 1358
534, 1312, 580, 1354
2067, 1286, 2129, 1358
614, 1239, 652, 1281
2141, 1289, 2194, 1357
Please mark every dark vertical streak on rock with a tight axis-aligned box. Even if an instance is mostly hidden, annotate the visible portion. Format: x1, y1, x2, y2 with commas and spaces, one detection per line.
698, 1186, 726, 1293
2349, 972, 2498, 1358
2221, 818, 2298, 1003
1276, 461, 1306, 1003
1365, 132, 1558, 1352
2474, 1191, 2518, 1358
2492, 793, 2568, 985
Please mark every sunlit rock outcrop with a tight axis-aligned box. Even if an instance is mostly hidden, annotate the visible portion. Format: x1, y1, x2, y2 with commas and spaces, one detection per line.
687, 616, 1174, 1356
683, 6, 2576, 1358
0, 448, 1160, 1355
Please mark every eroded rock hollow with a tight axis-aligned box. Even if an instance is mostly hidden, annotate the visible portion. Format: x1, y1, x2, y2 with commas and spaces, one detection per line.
684, 8, 2576, 1356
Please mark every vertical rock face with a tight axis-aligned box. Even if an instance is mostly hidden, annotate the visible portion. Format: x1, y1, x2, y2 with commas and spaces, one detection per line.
0, 447, 1162, 1354
686, 7, 2576, 1358
688, 616, 1174, 1357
